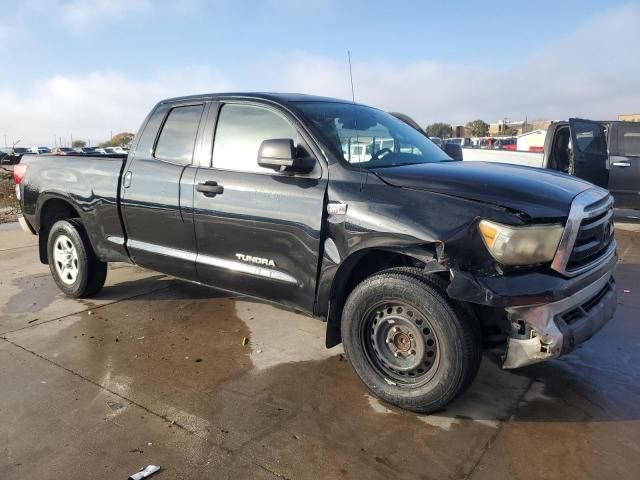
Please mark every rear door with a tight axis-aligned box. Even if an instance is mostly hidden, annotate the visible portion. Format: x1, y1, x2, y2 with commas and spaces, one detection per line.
192, 101, 327, 313
121, 102, 205, 280
608, 122, 640, 209
568, 118, 609, 188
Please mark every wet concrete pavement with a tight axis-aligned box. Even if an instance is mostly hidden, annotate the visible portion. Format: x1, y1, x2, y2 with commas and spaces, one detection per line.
1, 219, 639, 479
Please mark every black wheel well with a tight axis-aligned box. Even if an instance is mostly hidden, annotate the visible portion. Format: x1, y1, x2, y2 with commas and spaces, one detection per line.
325, 248, 448, 347
38, 198, 81, 264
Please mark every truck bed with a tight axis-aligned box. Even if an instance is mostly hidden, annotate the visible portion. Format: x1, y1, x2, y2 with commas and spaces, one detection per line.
20, 153, 130, 262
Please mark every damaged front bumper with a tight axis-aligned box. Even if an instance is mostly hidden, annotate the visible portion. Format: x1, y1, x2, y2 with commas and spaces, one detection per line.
502, 272, 616, 368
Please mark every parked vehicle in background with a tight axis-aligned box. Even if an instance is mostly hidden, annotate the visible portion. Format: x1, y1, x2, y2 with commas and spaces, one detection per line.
94, 148, 108, 155
104, 146, 127, 154
389, 112, 463, 161
29, 146, 52, 154
429, 136, 443, 147
463, 119, 640, 208
478, 137, 495, 149
493, 137, 517, 150
74, 147, 97, 154
54, 147, 75, 155
446, 137, 472, 148
2, 147, 29, 164
16, 92, 617, 413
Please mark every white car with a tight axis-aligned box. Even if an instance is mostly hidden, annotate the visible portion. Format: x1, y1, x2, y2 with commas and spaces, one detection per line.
103, 147, 127, 154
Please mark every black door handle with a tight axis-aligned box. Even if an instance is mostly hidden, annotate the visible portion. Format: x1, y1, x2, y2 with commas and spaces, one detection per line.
196, 180, 224, 197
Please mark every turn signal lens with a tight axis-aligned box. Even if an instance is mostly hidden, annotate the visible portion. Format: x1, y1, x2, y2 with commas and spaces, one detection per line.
478, 222, 498, 248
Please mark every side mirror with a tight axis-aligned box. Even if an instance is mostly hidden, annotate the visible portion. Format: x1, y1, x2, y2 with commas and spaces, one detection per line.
258, 138, 315, 174
443, 142, 463, 161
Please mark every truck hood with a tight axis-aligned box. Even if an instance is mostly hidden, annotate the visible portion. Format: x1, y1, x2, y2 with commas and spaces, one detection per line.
372, 161, 594, 218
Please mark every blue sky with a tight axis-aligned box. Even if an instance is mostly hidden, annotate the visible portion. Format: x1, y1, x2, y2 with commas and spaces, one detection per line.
1, 0, 639, 145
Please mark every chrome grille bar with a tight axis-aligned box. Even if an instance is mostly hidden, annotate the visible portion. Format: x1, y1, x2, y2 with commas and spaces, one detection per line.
551, 188, 615, 277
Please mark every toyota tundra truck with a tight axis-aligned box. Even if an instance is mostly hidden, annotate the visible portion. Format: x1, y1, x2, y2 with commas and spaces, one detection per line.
15, 93, 617, 413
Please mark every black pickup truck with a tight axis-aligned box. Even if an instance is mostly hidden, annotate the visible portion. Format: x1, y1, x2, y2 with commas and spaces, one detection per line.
16, 93, 617, 413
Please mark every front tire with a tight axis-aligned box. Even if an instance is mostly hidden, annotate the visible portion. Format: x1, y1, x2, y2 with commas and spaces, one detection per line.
47, 219, 107, 298
341, 269, 482, 413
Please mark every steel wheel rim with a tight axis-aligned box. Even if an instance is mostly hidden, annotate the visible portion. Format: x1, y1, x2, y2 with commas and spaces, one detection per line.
53, 234, 79, 285
362, 302, 440, 385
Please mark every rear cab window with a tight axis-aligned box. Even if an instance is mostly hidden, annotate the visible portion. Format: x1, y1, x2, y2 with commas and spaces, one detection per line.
154, 104, 204, 164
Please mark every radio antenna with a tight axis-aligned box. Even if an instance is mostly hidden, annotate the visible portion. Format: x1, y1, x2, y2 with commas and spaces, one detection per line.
347, 51, 367, 191
347, 51, 356, 103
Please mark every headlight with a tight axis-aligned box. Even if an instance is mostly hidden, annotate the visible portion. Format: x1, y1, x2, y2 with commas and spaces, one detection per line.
478, 220, 564, 266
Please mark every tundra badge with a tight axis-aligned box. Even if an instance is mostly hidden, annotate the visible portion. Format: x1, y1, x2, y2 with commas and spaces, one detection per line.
236, 253, 276, 267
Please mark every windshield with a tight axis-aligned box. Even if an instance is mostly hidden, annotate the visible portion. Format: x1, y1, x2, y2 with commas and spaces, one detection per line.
294, 102, 450, 168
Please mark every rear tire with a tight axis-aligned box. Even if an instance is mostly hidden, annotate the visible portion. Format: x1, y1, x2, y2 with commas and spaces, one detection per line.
341, 269, 482, 413
47, 219, 107, 298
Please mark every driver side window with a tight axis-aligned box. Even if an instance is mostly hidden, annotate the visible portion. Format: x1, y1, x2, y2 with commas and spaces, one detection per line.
212, 104, 303, 174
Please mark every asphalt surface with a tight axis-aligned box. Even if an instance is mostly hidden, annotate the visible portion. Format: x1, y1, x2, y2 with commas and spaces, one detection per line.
0, 217, 639, 479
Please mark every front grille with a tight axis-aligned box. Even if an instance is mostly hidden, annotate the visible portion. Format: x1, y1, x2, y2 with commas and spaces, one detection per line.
551, 189, 615, 277
567, 206, 614, 271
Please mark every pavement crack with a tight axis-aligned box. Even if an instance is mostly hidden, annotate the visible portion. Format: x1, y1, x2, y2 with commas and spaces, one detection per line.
2, 336, 204, 438
252, 462, 291, 479
0, 244, 38, 253
458, 377, 535, 480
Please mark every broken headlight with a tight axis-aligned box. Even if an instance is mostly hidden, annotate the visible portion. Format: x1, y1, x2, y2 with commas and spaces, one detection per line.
478, 220, 564, 266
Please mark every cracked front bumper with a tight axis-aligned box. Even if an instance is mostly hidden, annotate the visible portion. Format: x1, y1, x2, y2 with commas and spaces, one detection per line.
502, 272, 616, 369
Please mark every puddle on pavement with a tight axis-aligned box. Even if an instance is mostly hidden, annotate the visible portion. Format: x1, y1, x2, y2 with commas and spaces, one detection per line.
15, 275, 636, 478
6, 279, 532, 443
3, 273, 61, 315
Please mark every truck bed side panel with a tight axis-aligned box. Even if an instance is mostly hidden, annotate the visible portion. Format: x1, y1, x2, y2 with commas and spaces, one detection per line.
21, 154, 130, 263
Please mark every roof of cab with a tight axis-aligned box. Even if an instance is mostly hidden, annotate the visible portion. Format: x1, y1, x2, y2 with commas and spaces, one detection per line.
160, 92, 355, 105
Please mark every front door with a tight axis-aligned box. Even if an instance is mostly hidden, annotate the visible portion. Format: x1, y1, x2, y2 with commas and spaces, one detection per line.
122, 102, 205, 280
568, 118, 609, 188
192, 102, 327, 313
608, 122, 640, 209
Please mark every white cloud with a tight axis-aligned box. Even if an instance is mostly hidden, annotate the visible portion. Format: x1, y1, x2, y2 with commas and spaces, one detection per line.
0, 66, 231, 146
273, 3, 640, 126
1, 3, 639, 147
58, 0, 152, 27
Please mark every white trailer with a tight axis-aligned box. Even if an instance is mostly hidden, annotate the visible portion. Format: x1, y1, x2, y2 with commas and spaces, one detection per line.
516, 130, 547, 152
